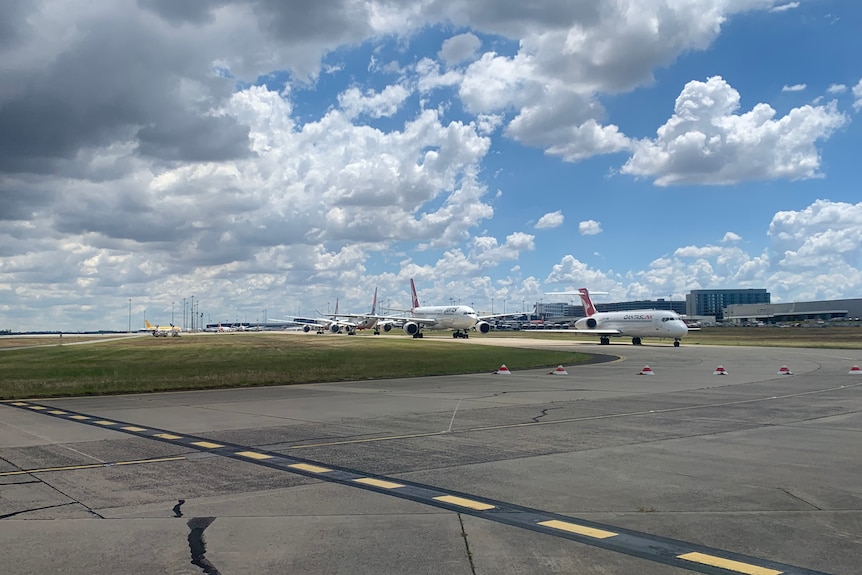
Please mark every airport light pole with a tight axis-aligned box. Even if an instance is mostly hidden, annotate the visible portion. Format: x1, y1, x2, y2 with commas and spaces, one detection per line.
172, 301, 175, 325
128, 298, 131, 333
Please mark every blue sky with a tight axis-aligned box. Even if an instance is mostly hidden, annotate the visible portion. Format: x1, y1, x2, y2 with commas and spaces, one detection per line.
1, 0, 861, 331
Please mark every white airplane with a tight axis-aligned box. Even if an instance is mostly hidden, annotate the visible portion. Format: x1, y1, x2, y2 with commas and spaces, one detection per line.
145, 319, 181, 337
325, 288, 397, 335
379, 278, 513, 339
543, 288, 690, 347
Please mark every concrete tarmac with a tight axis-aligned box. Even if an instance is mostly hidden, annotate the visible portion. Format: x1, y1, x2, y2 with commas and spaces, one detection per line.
1, 338, 861, 574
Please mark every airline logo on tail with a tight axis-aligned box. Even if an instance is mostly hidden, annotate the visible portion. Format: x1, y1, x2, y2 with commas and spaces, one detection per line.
410, 278, 420, 311
578, 288, 597, 317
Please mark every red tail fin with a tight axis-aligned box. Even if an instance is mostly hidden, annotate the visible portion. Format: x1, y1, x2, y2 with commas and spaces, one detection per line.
371, 287, 378, 314
578, 288, 597, 316
410, 278, 420, 310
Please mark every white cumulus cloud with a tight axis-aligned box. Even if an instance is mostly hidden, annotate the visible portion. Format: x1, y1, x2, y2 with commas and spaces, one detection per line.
621, 76, 848, 185
535, 211, 564, 229
579, 220, 602, 235
781, 83, 806, 92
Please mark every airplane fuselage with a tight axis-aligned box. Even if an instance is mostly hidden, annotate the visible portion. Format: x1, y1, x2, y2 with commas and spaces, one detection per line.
410, 305, 479, 330
575, 309, 688, 341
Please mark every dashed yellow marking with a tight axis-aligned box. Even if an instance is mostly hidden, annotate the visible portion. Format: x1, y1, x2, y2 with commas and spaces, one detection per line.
289, 463, 332, 473
433, 495, 495, 511
94, 420, 116, 426
678, 552, 783, 575
70, 415, 90, 420
236, 451, 272, 460
538, 520, 618, 539
191, 441, 224, 449
154, 433, 182, 440
354, 478, 405, 489
48, 410, 67, 415
11, 402, 29, 406
28, 405, 47, 410
121, 426, 147, 432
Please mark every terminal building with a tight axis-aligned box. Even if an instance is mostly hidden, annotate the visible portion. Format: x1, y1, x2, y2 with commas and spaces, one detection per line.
723, 298, 862, 325
685, 289, 770, 320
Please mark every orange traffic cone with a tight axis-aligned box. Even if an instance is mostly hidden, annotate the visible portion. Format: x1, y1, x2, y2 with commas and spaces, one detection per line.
638, 365, 655, 375
495, 364, 511, 375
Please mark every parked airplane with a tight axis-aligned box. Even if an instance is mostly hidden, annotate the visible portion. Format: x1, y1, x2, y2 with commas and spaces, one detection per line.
380, 279, 513, 339
324, 288, 397, 335
543, 288, 690, 347
145, 319, 181, 337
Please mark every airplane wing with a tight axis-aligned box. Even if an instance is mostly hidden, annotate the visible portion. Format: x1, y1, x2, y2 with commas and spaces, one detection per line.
367, 314, 439, 327
477, 312, 523, 321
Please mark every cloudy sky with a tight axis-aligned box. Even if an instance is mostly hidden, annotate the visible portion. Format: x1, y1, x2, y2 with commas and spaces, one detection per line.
1, 0, 861, 331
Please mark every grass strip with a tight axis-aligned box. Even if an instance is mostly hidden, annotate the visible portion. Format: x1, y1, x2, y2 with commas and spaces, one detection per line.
0, 333, 589, 399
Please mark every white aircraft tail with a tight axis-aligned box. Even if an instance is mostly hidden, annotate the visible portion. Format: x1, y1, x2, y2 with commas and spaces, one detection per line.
578, 288, 598, 317
410, 278, 420, 311
371, 287, 378, 314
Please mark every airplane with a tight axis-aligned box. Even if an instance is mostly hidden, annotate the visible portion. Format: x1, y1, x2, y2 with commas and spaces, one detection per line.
145, 319, 181, 337
542, 288, 690, 347
378, 278, 515, 339
323, 288, 398, 335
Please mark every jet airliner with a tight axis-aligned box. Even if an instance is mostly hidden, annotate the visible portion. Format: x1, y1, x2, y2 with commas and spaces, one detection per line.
379, 279, 514, 338
544, 288, 690, 347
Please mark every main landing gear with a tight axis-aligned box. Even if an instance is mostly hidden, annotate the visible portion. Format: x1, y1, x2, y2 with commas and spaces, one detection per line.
452, 331, 469, 339
631, 337, 642, 345
412, 332, 424, 338
673, 339, 681, 347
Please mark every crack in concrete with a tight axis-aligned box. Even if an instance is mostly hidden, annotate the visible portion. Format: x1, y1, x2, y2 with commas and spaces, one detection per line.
457, 513, 477, 575
187, 517, 221, 575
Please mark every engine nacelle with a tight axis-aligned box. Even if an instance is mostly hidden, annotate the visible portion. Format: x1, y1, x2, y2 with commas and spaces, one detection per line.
475, 321, 491, 334
302, 325, 311, 333
586, 317, 597, 328
330, 324, 342, 334
403, 322, 420, 336
382, 323, 393, 332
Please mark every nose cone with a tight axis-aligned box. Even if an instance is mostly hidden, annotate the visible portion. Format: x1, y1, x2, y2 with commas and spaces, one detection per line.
671, 321, 688, 337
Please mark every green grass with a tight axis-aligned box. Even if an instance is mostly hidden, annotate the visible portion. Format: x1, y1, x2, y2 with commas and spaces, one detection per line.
0, 333, 589, 399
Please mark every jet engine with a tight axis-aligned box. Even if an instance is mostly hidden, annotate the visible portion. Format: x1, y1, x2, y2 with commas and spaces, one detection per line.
403, 322, 420, 336
382, 323, 393, 332
475, 321, 491, 334
330, 324, 342, 334
585, 318, 597, 328
302, 325, 312, 333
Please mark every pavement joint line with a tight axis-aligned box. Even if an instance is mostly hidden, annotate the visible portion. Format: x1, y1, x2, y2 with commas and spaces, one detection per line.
0, 400, 831, 575
0, 456, 187, 476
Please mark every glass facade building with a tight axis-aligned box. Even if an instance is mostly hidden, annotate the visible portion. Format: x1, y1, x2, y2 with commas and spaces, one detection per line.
685, 289, 770, 320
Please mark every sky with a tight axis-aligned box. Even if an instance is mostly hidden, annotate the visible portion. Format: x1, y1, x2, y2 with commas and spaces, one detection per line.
1, 0, 861, 331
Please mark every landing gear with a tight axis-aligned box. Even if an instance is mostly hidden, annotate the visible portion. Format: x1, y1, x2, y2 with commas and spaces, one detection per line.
600, 336, 610, 345
632, 337, 642, 345
412, 332, 424, 338
673, 339, 680, 347
452, 331, 469, 339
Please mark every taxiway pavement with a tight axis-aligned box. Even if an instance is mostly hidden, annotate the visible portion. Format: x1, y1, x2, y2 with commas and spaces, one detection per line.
1, 339, 861, 574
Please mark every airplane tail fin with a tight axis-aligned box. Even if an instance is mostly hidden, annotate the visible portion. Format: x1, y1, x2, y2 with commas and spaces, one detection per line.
371, 287, 378, 314
334, 298, 339, 316
578, 288, 597, 317
145, 319, 155, 329
410, 278, 420, 310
